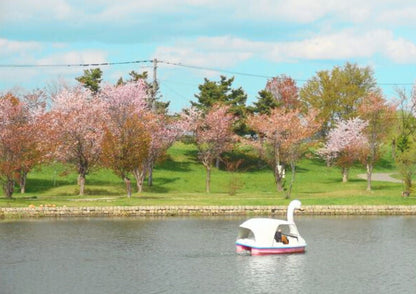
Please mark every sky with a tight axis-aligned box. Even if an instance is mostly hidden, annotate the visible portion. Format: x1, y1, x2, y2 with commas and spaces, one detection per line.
1, 0, 416, 112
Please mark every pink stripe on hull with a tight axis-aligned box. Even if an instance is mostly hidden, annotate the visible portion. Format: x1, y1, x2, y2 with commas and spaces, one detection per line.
236, 243, 306, 255
236, 244, 251, 253
251, 247, 305, 255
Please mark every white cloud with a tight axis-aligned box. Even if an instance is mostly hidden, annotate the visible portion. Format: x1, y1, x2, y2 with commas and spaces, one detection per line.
153, 30, 416, 66
1, 0, 74, 21
385, 38, 416, 63
268, 30, 392, 61
0, 46, 109, 90
377, 6, 416, 25
0, 39, 43, 58
232, 0, 334, 23
3, 0, 416, 26
0, 39, 107, 67
37, 50, 107, 65
231, 0, 416, 24
83, 0, 416, 26
34, 50, 109, 80
154, 37, 254, 68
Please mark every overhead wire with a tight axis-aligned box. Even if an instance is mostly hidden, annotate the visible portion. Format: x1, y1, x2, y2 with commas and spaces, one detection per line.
158, 60, 274, 79
0, 60, 153, 68
161, 81, 190, 101
0, 58, 414, 86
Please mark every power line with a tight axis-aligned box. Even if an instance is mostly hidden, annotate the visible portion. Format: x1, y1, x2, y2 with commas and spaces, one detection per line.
159, 61, 415, 86
0, 58, 273, 78
158, 60, 274, 79
161, 80, 191, 101
0, 60, 153, 68
0, 58, 414, 86
374, 82, 414, 86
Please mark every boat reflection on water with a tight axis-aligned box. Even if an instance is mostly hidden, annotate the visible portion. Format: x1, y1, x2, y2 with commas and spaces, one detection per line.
236, 253, 306, 292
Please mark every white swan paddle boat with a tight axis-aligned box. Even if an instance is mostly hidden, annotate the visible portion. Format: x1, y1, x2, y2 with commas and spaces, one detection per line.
236, 200, 306, 255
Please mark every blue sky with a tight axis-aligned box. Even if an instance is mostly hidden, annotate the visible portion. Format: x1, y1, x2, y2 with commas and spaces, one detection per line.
1, 0, 416, 112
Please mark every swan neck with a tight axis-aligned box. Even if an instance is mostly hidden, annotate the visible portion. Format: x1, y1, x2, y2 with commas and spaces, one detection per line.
287, 207, 295, 223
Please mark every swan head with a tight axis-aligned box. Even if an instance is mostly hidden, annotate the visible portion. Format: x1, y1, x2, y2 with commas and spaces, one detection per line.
287, 200, 303, 223
289, 200, 303, 211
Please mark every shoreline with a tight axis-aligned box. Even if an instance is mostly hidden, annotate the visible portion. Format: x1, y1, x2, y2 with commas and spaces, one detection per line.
1, 205, 416, 218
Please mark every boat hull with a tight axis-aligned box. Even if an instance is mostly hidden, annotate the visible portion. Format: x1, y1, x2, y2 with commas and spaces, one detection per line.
236, 243, 305, 255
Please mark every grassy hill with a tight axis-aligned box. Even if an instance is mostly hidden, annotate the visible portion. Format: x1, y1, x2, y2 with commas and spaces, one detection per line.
1, 142, 414, 207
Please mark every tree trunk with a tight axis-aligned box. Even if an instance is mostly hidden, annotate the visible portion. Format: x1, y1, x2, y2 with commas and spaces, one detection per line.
391, 139, 396, 161
274, 163, 284, 191
342, 167, 349, 183
257, 136, 265, 169
19, 171, 27, 194
206, 166, 211, 193
133, 167, 146, 193
3, 178, 14, 199
403, 172, 412, 196
124, 177, 132, 198
78, 174, 86, 196
366, 163, 373, 191
286, 162, 296, 199
215, 157, 220, 169
147, 164, 153, 187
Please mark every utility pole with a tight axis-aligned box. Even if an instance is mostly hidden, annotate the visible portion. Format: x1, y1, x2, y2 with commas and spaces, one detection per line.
151, 58, 158, 112
148, 58, 158, 188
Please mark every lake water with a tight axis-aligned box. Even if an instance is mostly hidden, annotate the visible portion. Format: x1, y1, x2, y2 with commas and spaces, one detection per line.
1, 216, 415, 294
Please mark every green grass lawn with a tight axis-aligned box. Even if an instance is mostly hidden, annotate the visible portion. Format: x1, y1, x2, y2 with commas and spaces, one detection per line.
1, 142, 414, 207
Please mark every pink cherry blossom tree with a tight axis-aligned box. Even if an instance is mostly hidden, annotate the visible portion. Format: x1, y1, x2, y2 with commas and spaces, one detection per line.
46, 86, 107, 195
139, 100, 201, 191
0, 92, 45, 197
17, 89, 47, 193
142, 113, 189, 190
100, 81, 148, 123
265, 75, 300, 109
358, 92, 396, 190
194, 104, 236, 193
318, 118, 368, 182
101, 81, 195, 193
100, 80, 152, 193
0, 93, 26, 197
247, 108, 320, 195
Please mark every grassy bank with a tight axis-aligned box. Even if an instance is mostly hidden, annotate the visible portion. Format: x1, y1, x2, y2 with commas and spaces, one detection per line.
0, 142, 414, 208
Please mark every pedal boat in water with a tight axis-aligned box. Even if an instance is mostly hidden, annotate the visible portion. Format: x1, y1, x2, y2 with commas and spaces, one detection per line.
236, 200, 306, 255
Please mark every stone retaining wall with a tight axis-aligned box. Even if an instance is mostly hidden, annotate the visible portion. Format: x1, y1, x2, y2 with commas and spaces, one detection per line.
1, 205, 416, 218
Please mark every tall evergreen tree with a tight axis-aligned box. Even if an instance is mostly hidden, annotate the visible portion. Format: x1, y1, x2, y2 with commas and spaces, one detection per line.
249, 90, 278, 114
75, 68, 103, 95
193, 76, 247, 134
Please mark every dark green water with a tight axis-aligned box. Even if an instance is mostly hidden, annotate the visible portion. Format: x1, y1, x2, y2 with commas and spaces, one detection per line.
1, 216, 415, 293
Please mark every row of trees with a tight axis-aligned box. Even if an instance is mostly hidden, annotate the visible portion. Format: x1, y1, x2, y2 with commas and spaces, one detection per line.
0, 78, 191, 198
190, 63, 412, 197
0, 69, 246, 197
1, 62, 415, 198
